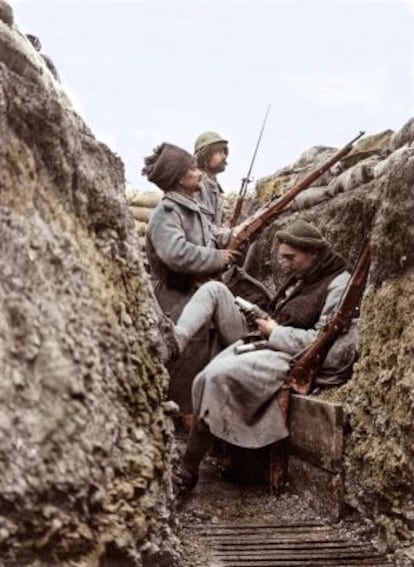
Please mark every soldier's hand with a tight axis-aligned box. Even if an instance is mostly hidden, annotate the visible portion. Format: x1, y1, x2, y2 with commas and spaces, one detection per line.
256, 318, 277, 337
243, 311, 259, 326
220, 249, 241, 266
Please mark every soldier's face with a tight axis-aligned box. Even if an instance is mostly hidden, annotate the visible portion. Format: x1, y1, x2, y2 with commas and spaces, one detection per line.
207, 147, 228, 174
277, 243, 318, 276
179, 165, 202, 193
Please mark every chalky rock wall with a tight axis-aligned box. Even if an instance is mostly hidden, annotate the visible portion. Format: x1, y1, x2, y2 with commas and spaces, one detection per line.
0, 5, 178, 566
250, 126, 414, 546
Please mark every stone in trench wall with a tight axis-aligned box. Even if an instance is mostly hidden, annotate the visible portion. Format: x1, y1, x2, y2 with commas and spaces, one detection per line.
370, 147, 414, 285
242, 131, 392, 247
254, 145, 338, 203
390, 116, 414, 151
336, 145, 414, 547
0, 0, 13, 26
340, 275, 414, 547
340, 129, 393, 169
0, 6, 178, 566
246, 129, 413, 548
255, 130, 389, 203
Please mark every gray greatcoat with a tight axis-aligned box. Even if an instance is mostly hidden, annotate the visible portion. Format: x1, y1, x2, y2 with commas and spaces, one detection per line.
146, 190, 231, 319
196, 173, 225, 226
175, 274, 358, 449
146, 191, 232, 412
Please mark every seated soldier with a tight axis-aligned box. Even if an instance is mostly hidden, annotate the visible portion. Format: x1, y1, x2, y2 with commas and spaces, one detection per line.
142, 141, 238, 322
169, 220, 359, 493
142, 142, 239, 418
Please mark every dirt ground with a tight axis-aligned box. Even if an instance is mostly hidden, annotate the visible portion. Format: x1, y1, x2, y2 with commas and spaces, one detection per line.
177, 458, 318, 566
174, 443, 405, 567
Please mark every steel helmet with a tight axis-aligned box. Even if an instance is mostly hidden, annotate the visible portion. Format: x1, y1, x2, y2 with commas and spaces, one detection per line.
194, 131, 228, 153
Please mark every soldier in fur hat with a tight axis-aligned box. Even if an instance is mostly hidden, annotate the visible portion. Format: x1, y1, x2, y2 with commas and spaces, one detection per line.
169, 220, 359, 494
142, 143, 239, 417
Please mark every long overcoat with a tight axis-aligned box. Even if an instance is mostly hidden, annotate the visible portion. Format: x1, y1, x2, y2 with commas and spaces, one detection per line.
192, 271, 358, 448
146, 190, 230, 319
146, 190, 231, 412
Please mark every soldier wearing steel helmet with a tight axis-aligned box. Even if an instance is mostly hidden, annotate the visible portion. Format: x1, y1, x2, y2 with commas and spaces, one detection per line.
194, 131, 228, 226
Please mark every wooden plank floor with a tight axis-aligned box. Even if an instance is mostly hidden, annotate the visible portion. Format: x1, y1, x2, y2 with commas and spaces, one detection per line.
186, 522, 394, 566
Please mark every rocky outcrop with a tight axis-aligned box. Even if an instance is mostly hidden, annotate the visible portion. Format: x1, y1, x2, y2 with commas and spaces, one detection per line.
244, 122, 414, 549
26, 33, 60, 81
390, 117, 414, 151
255, 145, 338, 203
0, 0, 13, 26
253, 129, 392, 206
0, 5, 178, 566
339, 144, 414, 547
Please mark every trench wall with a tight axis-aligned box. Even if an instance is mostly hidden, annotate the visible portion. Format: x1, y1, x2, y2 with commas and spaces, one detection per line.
0, 6, 177, 566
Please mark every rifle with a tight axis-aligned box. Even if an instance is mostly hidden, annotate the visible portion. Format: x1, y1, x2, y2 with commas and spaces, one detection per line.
229, 104, 271, 228
288, 242, 370, 395
227, 131, 365, 251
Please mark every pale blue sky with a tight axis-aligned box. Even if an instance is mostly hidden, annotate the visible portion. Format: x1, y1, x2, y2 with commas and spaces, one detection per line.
10, 0, 414, 192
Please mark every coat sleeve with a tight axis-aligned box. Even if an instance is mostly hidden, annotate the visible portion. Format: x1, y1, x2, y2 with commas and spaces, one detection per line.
211, 225, 233, 248
267, 271, 351, 355
147, 207, 228, 275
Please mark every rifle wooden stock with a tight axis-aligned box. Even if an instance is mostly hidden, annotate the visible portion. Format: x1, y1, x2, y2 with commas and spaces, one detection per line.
288, 244, 370, 395
227, 131, 365, 251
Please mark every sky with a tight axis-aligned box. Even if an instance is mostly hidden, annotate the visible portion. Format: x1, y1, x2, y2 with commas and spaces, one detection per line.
9, 0, 414, 193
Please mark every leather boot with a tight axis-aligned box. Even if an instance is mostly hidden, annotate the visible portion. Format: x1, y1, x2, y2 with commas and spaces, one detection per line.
174, 419, 212, 496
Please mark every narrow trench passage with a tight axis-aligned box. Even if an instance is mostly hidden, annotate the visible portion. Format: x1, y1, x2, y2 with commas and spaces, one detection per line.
177, 454, 394, 567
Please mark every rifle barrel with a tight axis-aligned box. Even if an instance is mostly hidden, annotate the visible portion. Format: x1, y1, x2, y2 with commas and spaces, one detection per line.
229, 104, 271, 227
244, 104, 272, 189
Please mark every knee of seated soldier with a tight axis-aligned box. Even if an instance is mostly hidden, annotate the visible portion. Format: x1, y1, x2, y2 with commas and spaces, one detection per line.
202, 280, 228, 295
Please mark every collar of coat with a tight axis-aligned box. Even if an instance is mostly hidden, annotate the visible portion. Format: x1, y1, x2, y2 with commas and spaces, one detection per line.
201, 172, 224, 194
162, 191, 202, 213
